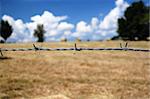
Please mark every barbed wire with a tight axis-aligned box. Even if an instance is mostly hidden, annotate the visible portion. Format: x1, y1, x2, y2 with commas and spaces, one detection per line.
0, 42, 150, 56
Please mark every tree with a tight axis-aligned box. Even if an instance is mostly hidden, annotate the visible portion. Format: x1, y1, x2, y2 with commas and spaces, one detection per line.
61, 38, 67, 42
117, 0, 149, 40
34, 24, 45, 42
0, 20, 13, 42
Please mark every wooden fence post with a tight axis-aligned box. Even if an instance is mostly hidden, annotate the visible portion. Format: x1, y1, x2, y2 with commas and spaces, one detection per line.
0, 49, 3, 56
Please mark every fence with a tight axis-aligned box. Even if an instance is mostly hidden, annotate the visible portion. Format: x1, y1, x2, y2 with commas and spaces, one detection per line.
0, 42, 150, 56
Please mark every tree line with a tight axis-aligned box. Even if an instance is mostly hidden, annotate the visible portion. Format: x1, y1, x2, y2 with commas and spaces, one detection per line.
112, 0, 149, 41
0, 0, 149, 43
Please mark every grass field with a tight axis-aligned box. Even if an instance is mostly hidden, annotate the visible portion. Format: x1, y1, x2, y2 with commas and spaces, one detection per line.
0, 41, 150, 99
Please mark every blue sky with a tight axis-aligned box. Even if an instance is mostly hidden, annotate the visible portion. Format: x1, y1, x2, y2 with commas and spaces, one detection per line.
1, 0, 115, 23
1, 0, 148, 23
0, 0, 149, 42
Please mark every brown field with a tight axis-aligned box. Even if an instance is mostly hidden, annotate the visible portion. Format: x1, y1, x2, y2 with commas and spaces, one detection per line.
0, 41, 150, 99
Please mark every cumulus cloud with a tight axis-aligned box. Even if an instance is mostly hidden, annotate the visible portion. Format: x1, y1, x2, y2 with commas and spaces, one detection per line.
30, 11, 67, 24
72, 18, 100, 40
2, 0, 129, 42
26, 11, 74, 41
76, 21, 92, 33
73, 0, 129, 40
91, 17, 99, 30
2, 11, 74, 42
2, 15, 33, 42
57, 22, 74, 31
99, 0, 129, 36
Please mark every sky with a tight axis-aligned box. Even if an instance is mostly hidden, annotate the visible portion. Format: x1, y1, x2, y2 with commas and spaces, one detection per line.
0, 0, 149, 42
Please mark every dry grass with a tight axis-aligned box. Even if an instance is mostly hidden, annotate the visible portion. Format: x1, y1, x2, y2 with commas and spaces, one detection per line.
0, 41, 150, 99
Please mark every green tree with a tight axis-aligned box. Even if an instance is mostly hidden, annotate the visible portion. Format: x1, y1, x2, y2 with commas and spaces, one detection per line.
34, 24, 45, 42
117, 0, 149, 40
0, 20, 13, 42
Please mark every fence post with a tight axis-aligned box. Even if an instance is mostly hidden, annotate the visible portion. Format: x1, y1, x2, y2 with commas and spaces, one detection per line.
125, 42, 128, 48
74, 43, 80, 51
124, 42, 129, 51
0, 49, 3, 56
74, 43, 77, 50
33, 44, 39, 51
120, 43, 122, 48
120, 42, 129, 51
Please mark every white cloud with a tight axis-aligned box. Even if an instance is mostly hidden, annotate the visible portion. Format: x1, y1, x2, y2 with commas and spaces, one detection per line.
73, 0, 129, 41
72, 19, 100, 40
26, 11, 71, 41
76, 21, 92, 33
57, 22, 74, 31
116, 0, 124, 6
2, 11, 74, 42
27, 11, 74, 41
31, 11, 67, 24
99, 0, 129, 34
1, 0, 129, 42
91, 17, 99, 30
2, 15, 33, 42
